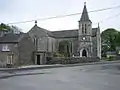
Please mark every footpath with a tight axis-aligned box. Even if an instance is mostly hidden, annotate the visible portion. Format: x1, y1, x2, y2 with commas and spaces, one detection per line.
0, 60, 120, 72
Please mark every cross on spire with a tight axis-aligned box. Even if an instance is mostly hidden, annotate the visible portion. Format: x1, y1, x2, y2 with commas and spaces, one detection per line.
35, 20, 37, 25
84, 2, 86, 6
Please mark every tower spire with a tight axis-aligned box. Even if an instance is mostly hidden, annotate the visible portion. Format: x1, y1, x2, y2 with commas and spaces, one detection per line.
80, 2, 91, 22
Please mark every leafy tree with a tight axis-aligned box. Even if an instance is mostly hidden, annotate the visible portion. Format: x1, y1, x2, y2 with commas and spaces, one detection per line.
10, 25, 22, 34
101, 28, 118, 56
0, 23, 10, 31
0, 23, 22, 33
115, 32, 120, 46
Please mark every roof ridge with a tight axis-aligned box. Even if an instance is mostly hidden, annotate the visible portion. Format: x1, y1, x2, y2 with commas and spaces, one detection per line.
29, 25, 54, 37
0, 33, 23, 43
51, 29, 78, 32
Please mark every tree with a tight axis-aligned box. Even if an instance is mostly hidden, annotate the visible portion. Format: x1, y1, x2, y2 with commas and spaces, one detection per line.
10, 25, 22, 34
101, 28, 118, 56
0, 23, 10, 31
115, 32, 120, 46
0, 23, 22, 34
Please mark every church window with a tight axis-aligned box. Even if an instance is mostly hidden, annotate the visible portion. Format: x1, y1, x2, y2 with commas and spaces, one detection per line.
85, 24, 87, 34
82, 37, 86, 40
71, 42, 72, 53
34, 36, 38, 50
82, 24, 84, 34
34, 37, 37, 46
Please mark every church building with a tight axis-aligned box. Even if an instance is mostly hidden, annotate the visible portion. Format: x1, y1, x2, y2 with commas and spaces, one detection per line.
28, 3, 101, 65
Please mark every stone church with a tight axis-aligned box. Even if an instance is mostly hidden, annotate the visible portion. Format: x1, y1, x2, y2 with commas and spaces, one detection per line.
28, 3, 101, 65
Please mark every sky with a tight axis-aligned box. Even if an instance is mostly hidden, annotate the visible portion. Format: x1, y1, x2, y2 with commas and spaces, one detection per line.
0, 0, 120, 32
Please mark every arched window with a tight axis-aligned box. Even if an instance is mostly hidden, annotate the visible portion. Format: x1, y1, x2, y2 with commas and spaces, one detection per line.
85, 24, 87, 34
82, 24, 84, 34
34, 36, 38, 50
34, 37, 37, 46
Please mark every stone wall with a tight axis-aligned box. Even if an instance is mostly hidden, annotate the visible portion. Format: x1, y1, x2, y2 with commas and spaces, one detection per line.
0, 43, 19, 68
0, 52, 9, 67
92, 36, 97, 56
46, 57, 100, 64
47, 37, 56, 52
19, 34, 35, 66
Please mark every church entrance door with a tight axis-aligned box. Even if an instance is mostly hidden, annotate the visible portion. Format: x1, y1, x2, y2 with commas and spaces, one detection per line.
37, 55, 40, 65
82, 49, 87, 57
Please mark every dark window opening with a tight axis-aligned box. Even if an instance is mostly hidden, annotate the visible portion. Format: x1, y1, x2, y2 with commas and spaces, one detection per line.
82, 24, 84, 34
85, 24, 87, 34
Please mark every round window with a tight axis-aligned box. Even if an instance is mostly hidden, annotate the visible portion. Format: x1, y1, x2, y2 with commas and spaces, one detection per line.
83, 37, 85, 40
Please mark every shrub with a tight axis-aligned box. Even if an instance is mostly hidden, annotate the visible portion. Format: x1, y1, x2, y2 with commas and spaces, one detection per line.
53, 52, 64, 57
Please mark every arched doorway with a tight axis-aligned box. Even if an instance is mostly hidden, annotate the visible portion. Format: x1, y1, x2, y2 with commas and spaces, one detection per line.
82, 49, 87, 57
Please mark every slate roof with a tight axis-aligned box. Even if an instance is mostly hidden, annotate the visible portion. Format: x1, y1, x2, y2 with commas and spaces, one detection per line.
51, 29, 78, 38
30, 25, 54, 37
80, 4, 91, 22
51, 28, 98, 38
0, 33, 24, 43
29, 24, 98, 38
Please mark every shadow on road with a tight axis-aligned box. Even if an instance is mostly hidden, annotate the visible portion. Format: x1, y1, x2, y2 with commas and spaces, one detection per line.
0, 72, 46, 79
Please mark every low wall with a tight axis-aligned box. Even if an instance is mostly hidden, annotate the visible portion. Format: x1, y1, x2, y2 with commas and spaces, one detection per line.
46, 57, 100, 64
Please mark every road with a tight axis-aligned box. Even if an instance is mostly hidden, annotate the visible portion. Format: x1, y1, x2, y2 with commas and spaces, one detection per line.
0, 63, 120, 90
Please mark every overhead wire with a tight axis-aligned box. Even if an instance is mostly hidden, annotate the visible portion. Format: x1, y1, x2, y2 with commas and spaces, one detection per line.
7, 5, 120, 25
93, 12, 120, 25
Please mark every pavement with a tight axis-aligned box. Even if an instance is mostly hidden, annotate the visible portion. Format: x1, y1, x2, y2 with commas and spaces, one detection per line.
0, 60, 120, 72
0, 63, 120, 90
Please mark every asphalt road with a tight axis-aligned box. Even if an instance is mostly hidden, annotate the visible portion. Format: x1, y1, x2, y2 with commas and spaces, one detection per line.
0, 63, 120, 90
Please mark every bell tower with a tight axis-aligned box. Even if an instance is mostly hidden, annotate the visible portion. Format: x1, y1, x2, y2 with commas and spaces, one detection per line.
78, 2, 93, 57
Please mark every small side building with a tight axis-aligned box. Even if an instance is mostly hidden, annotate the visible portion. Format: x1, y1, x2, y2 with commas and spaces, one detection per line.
0, 32, 35, 67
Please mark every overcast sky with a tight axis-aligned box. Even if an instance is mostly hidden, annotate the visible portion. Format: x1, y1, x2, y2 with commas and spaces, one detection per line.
0, 0, 120, 32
